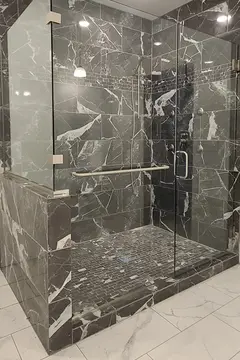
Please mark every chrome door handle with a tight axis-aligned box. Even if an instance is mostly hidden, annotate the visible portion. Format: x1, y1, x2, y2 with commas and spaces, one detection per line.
174, 151, 189, 179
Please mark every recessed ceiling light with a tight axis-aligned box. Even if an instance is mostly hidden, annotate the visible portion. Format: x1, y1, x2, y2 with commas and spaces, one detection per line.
79, 20, 90, 27
15, 91, 19, 96
161, 58, 170, 63
74, 66, 87, 78
154, 42, 162, 46
217, 14, 231, 23
23, 91, 31, 97
204, 61, 213, 64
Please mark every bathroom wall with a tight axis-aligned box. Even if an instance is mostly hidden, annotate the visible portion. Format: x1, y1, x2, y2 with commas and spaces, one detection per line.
0, 0, 32, 173
6, 0, 53, 188
52, 0, 154, 240
152, 0, 240, 254
0, 173, 72, 353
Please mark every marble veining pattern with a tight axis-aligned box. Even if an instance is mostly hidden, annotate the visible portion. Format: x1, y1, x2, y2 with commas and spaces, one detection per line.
71, 225, 221, 316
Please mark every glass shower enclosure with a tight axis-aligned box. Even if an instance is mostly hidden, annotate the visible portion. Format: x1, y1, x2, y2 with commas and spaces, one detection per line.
3, 0, 239, 351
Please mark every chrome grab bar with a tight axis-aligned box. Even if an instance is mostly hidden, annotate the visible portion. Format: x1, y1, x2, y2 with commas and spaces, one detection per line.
72, 165, 170, 177
174, 151, 189, 179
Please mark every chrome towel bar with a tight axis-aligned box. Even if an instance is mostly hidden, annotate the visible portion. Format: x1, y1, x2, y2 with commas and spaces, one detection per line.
72, 165, 170, 177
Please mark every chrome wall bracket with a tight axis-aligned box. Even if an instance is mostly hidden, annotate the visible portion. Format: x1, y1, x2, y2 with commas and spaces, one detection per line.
46, 11, 61, 24
51, 155, 64, 165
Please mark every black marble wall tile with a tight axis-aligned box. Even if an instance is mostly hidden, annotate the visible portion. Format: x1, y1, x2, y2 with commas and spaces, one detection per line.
192, 193, 229, 229
180, 8, 228, 44
54, 82, 78, 113
152, 25, 177, 58
72, 218, 101, 243
198, 78, 239, 112
49, 297, 72, 352
53, 0, 101, 19
123, 139, 152, 166
48, 248, 71, 304
122, 27, 151, 56
192, 140, 229, 170
48, 199, 71, 251
1, 181, 49, 250
122, 185, 151, 212
198, 222, 229, 250
78, 16, 122, 51
142, 18, 152, 34
102, 209, 141, 234
101, 4, 142, 31
52, 7, 77, 42
77, 139, 123, 169
77, 86, 122, 115
102, 50, 150, 77
101, 171, 150, 191
78, 43, 102, 74
78, 189, 122, 220
53, 36, 78, 73
1, 0, 18, 27
202, 36, 232, 69
17, 0, 32, 15
55, 168, 101, 194
55, 139, 78, 169
55, 112, 101, 141
199, 168, 233, 200
200, 110, 233, 140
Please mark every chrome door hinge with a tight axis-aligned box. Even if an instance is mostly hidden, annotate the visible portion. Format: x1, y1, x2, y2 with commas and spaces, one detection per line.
46, 11, 61, 24
232, 59, 240, 72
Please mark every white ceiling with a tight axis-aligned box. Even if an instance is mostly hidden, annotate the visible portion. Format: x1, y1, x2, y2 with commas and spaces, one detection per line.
110, 0, 192, 18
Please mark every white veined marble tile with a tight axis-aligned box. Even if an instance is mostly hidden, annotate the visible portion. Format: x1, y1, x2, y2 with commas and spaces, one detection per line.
149, 315, 240, 360
45, 345, 86, 360
0, 271, 8, 287
205, 265, 240, 298
0, 336, 21, 360
78, 309, 179, 360
12, 327, 47, 360
0, 285, 18, 309
153, 282, 232, 330
214, 295, 240, 332
0, 304, 30, 338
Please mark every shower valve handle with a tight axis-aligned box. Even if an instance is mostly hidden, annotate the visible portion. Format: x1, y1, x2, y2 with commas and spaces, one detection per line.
174, 151, 189, 179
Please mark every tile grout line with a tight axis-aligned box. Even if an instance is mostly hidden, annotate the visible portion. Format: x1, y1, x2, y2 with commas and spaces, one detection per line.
212, 311, 240, 335
229, 349, 240, 360
7, 324, 32, 338
11, 334, 23, 360
150, 307, 181, 332
139, 293, 240, 358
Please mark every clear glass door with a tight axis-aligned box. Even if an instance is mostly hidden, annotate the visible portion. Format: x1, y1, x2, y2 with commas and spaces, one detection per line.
174, 3, 238, 275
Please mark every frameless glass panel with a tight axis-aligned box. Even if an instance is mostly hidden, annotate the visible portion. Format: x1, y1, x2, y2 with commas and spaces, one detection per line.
7, 0, 53, 188
175, 2, 239, 275
52, 0, 177, 325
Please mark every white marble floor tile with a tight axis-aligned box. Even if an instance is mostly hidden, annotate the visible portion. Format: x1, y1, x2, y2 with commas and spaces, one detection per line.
137, 355, 152, 360
149, 315, 240, 360
0, 336, 21, 360
43, 345, 86, 360
0, 304, 30, 338
153, 282, 232, 330
0, 285, 18, 309
214, 296, 240, 331
231, 351, 240, 359
0, 272, 8, 287
78, 309, 179, 360
205, 265, 240, 298
12, 327, 48, 360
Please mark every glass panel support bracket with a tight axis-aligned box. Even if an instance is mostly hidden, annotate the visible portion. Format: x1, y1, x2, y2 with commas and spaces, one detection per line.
50, 155, 64, 165
46, 11, 61, 24
232, 59, 240, 72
